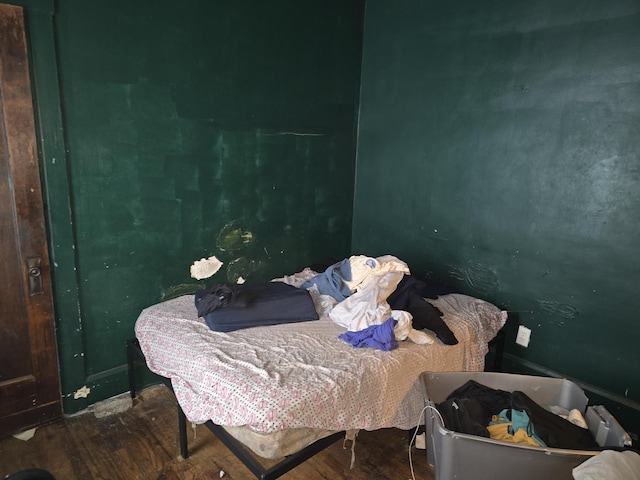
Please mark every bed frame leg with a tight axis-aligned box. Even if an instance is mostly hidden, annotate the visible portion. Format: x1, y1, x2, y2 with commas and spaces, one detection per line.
125, 338, 191, 460
486, 329, 505, 372
177, 404, 189, 459
126, 339, 138, 399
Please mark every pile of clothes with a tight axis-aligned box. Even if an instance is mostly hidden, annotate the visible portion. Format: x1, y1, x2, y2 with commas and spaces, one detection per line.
436, 379, 600, 450
195, 254, 462, 351
301, 255, 459, 350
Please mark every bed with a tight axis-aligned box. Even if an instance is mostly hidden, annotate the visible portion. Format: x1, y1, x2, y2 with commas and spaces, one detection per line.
129, 256, 507, 479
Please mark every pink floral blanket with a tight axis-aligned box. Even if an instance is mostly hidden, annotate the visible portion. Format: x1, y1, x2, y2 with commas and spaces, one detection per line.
135, 290, 506, 434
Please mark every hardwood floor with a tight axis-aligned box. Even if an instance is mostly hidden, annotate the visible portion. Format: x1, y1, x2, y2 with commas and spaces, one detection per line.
0, 386, 435, 480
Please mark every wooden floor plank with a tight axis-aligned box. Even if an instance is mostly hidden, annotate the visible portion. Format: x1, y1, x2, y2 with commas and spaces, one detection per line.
0, 386, 435, 480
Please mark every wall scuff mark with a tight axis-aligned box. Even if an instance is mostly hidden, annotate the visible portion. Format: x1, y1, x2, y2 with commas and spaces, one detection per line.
162, 283, 203, 300
537, 300, 578, 321
449, 261, 499, 296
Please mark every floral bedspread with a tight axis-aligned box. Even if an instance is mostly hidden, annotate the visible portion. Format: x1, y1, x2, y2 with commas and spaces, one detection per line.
135, 286, 506, 433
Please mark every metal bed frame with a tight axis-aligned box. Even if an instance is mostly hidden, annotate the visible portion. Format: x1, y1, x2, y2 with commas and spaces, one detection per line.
125, 327, 505, 478
125, 338, 345, 480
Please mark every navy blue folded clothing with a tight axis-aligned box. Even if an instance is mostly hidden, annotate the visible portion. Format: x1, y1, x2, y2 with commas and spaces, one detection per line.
195, 282, 319, 332
194, 284, 253, 317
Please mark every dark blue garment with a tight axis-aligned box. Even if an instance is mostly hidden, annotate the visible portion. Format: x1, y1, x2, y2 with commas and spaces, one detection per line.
300, 258, 353, 301
339, 318, 398, 351
195, 282, 319, 332
194, 284, 252, 317
387, 274, 458, 345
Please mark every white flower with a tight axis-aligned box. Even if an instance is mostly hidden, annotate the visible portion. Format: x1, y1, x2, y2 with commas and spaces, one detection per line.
190, 256, 223, 280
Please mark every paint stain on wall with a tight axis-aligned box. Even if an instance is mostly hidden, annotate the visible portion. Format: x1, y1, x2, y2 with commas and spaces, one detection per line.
217, 219, 255, 254
213, 219, 268, 283
226, 256, 266, 284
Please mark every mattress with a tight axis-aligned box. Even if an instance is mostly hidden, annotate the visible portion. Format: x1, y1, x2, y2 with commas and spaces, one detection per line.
135, 285, 506, 443
221, 424, 341, 459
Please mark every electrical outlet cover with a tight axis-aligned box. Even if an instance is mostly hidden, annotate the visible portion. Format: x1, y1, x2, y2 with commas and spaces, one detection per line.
516, 325, 531, 347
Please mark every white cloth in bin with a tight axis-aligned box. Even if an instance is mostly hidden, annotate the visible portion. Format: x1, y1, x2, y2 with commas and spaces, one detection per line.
572, 450, 640, 480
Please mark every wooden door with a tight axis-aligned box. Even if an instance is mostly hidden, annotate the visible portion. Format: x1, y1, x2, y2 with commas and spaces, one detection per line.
0, 4, 61, 437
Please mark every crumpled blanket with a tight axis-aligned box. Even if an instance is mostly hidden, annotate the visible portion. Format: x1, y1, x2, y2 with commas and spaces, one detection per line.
573, 450, 640, 480
135, 285, 507, 432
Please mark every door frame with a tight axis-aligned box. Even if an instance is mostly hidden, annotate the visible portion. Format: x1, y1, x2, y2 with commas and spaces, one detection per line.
1, 3, 62, 434
3, 1, 86, 415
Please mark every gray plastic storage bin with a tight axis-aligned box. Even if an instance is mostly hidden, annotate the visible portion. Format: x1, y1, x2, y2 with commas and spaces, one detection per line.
586, 404, 632, 447
421, 371, 629, 480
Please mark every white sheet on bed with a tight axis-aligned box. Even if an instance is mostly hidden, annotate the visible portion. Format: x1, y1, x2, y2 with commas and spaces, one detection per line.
135, 285, 506, 434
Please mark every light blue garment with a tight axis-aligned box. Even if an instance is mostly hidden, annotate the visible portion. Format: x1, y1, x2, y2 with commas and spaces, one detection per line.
301, 258, 353, 301
490, 408, 547, 447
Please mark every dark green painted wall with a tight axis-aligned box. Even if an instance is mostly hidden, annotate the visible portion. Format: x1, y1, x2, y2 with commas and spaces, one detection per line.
19, 0, 640, 440
355, 0, 640, 437
23, 0, 363, 412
